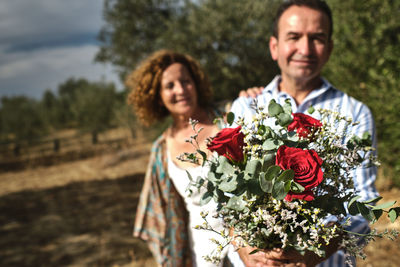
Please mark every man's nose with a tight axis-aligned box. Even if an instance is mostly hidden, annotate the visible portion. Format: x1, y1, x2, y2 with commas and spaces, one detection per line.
298, 37, 312, 56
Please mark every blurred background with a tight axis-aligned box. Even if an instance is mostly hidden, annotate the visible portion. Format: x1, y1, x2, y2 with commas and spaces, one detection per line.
0, 0, 399, 266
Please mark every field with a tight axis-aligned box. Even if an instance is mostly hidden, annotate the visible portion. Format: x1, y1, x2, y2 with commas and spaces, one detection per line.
0, 128, 398, 266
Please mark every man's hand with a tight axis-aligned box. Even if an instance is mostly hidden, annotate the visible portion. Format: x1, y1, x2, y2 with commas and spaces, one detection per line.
238, 87, 264, 98
237, 247, 322, 267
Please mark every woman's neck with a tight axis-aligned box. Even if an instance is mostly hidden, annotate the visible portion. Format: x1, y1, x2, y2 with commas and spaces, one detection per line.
170, 107, 211, 132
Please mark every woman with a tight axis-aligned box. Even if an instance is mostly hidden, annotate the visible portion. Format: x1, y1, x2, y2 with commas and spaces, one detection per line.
127, 50, 234, 267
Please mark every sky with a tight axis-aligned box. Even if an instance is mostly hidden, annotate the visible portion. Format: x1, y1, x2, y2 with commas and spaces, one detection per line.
0, 0, 122, 99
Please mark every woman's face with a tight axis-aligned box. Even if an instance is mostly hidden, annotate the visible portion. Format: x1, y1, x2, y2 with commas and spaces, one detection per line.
160, 63, 198, 117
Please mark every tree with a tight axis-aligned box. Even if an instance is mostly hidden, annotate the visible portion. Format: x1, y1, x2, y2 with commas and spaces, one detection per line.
325, 0, 400, 183
0, 96, 47, 143
69, 81, 118, 143
96, 0, 280, 101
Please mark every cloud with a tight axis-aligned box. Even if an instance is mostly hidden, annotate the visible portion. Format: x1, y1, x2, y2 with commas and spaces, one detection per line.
0, 0, 104, 50
0, 0, 122, 99
0, 44, 121, 99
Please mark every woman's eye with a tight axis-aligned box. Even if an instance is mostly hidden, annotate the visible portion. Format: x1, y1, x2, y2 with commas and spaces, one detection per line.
164, 83, 174, 89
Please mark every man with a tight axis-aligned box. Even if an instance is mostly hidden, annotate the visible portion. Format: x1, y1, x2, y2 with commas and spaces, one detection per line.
230, 0, 378, 266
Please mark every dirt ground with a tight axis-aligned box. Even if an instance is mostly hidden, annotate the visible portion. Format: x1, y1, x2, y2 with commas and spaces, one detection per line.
0, 137, 399, 267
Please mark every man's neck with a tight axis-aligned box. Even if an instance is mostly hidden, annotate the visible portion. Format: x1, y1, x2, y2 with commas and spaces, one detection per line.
279, 76, 323, 106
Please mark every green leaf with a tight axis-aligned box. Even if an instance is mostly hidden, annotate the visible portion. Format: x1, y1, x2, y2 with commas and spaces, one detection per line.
372, 201, 396, 210
291, 181, 305, 193
259, 172, 273, 193
197, 149, 207, 166
388, 207, 400, 223
268, 99, 284, 117
272, 180, 286, 200
277, 169, 294, 182
282, 131, 299, 142
218, 176, 238, 192
283, 99, 292, 114
362, 196, 383, 204
265, 165, 281, 180
356, 202, 374, 221
372, 209, 383, 222
284, 180, 292, 193
185, 170, 193, 182
262, 139, 284, 150
226, 195, 246, 211
216, 156, 235, 175
348, 200, 361, 216
227, 112, 235, 125
277, 113, 293, 127
245, 159, 262, 176
200, 191, 213, 206
207, 172, 219, 184
348, 195, 362, 215
248, 177, 264, 196
307, 106, 315, 114
262, 153, 275, 171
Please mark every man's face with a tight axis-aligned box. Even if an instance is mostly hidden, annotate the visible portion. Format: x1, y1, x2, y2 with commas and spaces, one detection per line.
269, 5, 333, 84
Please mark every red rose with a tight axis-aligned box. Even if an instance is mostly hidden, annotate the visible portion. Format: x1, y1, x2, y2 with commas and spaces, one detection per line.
288, 113, 322, 138
207, 126, 245, 162
275, 145, 324, 201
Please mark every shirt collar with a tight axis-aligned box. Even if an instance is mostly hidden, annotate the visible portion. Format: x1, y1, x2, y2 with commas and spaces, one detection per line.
263, 75, 333, 104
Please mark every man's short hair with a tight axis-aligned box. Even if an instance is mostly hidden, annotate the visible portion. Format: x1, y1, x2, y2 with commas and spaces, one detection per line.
272, 0, 333, 40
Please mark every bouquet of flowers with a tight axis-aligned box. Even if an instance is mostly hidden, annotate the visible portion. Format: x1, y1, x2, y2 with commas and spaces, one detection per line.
180, 99, 399, 264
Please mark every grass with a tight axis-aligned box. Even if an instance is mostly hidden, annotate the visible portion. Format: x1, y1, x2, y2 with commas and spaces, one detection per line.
0, 127, 398, 266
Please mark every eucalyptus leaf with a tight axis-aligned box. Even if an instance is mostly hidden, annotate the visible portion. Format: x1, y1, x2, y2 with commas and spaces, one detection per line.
356, 202, 374, 221
245, 159, 262, 176
362, 196, 383, 204
226, 195, 246, 211
197, 149, 208, 166
372, 209, 383, 222
259, 172, 273, 193
282, 131, 299, 142
207, 171, 219, 184
272, 180, 286, 200
268, 99, 284, 117
216, 156, 235, 175
200, 191, 213, 206
185, 170, 193, 182
284, 180, 292, 193
307, 106, 315, 114
248, 177, 264, 196
218, 176, 238, 192
262, 153, 275, 171
372, 200, 396, 210
263, 139, 283, 150
348, 203, 359, 216
277, 169, 294, 182
277, 113, 293, 127
388, 208, 400, 223
283, 99, 292, 114
265, 165, 281, 180
348, 196, 362, 211
227, 112, 235, 125
291, 181, 305, 193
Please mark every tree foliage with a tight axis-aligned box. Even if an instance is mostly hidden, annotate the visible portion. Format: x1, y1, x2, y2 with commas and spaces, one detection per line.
0, 78, 120, 145
0, 96, 46, 143
325, 0, 400, 182
96, 0, 281, 100
96, 0, 400, 183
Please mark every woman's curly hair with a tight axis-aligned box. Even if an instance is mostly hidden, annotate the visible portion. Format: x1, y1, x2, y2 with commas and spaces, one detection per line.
126, 50, 213, 126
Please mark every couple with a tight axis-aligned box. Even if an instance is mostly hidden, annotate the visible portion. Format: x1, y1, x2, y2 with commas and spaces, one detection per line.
130, 0, 378, 266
